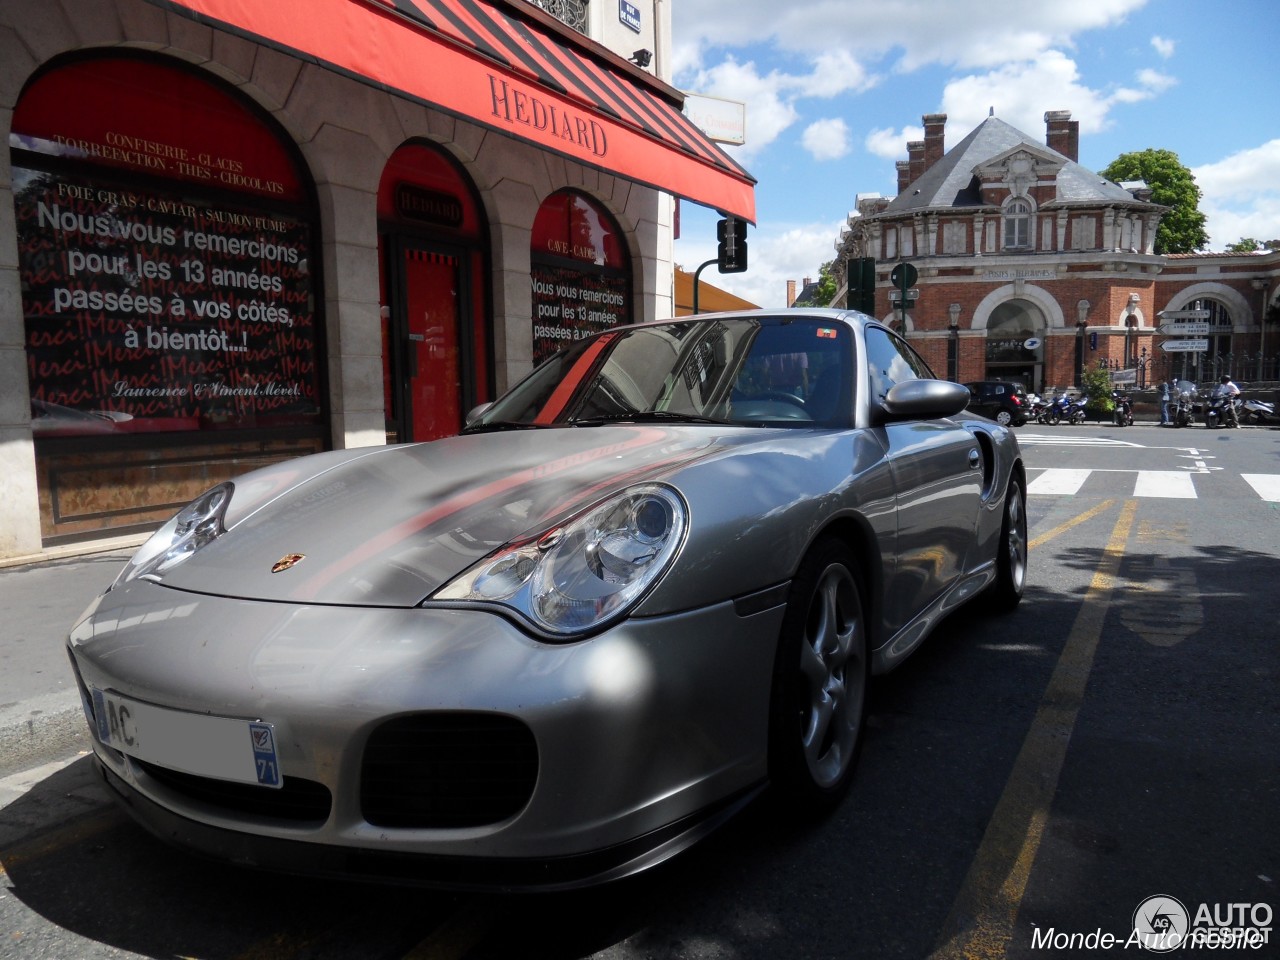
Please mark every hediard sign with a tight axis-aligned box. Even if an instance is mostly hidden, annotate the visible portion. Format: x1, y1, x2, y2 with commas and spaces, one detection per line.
487, 75, 609, 158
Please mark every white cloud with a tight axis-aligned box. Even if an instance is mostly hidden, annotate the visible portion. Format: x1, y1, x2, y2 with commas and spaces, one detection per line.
1194, 139, 1280, 248
680, 51, 877, 160
1151, 35, 1175, 58
675, 0, 1152, 72
802, 119, 852, 161
679, 218, 848, 308
865, 125, 925, 160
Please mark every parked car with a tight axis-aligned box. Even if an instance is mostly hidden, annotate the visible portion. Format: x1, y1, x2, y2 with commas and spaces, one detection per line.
964, 380, 1030, 426
67, 309, 1028, 891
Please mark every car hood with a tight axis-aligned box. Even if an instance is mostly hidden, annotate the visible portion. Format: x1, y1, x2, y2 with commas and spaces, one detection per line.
152, 426, 742, 607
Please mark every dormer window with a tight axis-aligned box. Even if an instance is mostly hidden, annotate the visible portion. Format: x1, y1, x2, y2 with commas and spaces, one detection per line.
1003, 198, 1033, 250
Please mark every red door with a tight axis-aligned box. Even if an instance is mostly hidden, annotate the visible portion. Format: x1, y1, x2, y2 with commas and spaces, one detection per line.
403, 247, 462, 441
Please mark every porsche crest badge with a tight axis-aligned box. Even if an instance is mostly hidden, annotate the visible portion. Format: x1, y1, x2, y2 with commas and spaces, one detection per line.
271, 553, 306, 573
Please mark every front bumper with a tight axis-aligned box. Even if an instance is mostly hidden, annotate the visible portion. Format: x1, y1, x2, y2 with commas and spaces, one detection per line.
67, 581, 786, 887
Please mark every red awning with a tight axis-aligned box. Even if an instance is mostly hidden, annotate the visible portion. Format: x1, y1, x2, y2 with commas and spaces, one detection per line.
151, 0, 756, 221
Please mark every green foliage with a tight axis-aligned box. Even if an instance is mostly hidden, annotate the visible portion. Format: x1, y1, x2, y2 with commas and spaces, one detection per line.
1227, 238, 1261, 253
1099, 149, 1209, 254
1080, 366, 1115, 413
794, 260, 839, 307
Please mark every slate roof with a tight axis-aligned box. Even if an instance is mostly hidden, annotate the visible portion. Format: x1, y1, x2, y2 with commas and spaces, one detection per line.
881, 115, 1150, 215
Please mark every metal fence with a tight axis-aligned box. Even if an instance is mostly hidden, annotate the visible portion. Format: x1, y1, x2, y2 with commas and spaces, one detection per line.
1097, 350, 1280, 389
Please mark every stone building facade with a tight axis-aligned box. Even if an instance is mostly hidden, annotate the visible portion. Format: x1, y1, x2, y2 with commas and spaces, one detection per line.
0, 0, 754, 561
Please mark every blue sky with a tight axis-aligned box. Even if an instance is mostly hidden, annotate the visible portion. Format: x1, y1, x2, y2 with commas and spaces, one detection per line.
670, 0, 1280, 308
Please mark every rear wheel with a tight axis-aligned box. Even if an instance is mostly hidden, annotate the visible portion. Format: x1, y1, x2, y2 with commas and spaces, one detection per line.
995, 410, 1013, 427
769, 539, 869, 811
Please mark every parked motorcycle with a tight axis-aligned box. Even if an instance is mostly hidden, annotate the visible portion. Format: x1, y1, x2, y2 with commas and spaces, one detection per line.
1045, 393, 1085, 425
1026, 393, 1050, 423
1172, 380, 1196, 428
1241, 397, 1278, 425
1111, 390, 1134, 427
1204, 392, 1242, 429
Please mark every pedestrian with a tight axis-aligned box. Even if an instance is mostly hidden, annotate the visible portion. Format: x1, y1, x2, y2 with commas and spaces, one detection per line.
1158, 380, 1171, 424
1216, 375, 1241, 427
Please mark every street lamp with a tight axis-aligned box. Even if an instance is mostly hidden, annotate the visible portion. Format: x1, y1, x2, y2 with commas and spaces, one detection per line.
948, 303, 961, 382
1075, 300, 1089, 388
1252, 278, 1271, 381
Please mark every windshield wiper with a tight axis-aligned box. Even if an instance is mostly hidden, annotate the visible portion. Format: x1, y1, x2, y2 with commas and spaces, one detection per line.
572, 410, 727, 426
462, 420, 551, 433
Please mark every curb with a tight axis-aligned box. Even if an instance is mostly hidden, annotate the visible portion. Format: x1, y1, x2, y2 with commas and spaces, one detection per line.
0, 691, 89, 780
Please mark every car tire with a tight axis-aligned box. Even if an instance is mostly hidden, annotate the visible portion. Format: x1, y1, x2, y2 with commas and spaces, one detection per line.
768, 538, 869, 812
982, 475, 1027, 612
995, 410, 1013, 426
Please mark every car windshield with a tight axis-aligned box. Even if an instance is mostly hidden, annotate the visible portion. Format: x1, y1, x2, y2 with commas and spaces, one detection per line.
468, 316, 851, 430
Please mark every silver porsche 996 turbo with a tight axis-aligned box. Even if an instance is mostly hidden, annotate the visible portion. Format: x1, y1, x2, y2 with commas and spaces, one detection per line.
66, 309, 1027, 890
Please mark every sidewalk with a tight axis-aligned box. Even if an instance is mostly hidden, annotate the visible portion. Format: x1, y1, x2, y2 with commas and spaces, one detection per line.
0, 548, 135, 778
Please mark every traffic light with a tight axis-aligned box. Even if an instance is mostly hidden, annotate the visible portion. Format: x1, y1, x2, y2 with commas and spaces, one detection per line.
716, 217, 748, 273
847, 257, 876, 314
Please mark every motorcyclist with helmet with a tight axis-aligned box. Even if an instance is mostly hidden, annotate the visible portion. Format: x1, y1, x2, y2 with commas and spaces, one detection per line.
1214, 375, 1241, 428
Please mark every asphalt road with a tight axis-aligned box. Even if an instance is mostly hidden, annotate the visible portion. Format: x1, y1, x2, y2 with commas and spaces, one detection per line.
1, 424, 1276, 959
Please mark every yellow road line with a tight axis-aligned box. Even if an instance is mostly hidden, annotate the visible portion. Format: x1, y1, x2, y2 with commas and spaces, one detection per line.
930, 499, 1137, 959
1028, 498, 1116, 551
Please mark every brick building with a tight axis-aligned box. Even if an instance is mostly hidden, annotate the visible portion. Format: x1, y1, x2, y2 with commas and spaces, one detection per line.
833, 111, 1280, 394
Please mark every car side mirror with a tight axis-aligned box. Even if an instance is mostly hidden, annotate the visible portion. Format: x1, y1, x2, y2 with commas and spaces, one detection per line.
875, 380, 971, 424
464, 402, 492, 428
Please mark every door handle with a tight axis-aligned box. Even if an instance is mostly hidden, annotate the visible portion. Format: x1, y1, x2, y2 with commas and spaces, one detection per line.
968, 448, 981, 470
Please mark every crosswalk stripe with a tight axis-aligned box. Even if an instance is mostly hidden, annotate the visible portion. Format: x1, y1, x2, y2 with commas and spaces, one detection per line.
1242, 474, 1280, 502
1027, 468, 1091, 495
1028, 469, 1280, 501
1133, 471, 1196, 499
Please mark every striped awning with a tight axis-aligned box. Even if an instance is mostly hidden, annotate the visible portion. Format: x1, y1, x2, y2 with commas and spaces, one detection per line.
151, 0, 756, 221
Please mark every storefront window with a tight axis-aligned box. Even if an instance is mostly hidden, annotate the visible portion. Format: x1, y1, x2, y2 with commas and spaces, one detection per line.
530, 191, 631, 365
11, 55, 321, 439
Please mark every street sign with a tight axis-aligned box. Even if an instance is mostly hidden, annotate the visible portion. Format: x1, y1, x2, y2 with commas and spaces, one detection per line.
890, 262, 918, 289
1112, 369, 1137, 385
1158, 322, 1211, 335
888, 288, 920, 301
1158, 309, 1211, 320
1160, 338, 1209, 352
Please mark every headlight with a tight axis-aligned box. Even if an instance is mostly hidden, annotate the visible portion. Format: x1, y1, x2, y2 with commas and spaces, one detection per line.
114, 482, 234, 586
432, 484, 687, 637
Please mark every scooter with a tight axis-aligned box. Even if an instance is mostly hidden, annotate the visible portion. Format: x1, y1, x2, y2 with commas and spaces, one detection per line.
1241, 397, 1278, 425
1171, 381, 1196, 428
1111, 390, 1134, 427
1204, 392, 1242, 429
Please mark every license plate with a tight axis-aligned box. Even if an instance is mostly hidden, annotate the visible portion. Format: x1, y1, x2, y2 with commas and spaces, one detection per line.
90, 688, 282, 789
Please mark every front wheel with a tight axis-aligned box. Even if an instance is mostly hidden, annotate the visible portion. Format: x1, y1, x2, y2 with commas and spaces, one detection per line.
982, 475, 1028, 612
1206, 410, 1220, 429
1047, 409, 1062, 425
769, 539, 869, 812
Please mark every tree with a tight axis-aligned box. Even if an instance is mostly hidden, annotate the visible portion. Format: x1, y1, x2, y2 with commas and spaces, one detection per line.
1228, 238, 1280, 252
792, 260, 838, 307
1099, 149, 1209, 254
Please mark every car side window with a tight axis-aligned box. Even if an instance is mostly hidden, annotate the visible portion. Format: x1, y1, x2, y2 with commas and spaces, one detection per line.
863, 326, 934, 405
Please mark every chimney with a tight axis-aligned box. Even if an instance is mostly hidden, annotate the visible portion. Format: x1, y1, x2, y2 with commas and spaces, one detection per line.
787, 280, 796, 307
907, 140, 925, 186
923, 113, 947, 170
1045, 110, 1079, 162
896, 160, 912, 195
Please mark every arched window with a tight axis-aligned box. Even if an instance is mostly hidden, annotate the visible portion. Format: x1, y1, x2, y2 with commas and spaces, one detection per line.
529, 190, 631, 365
1003, 198, 1033, 250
